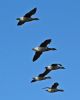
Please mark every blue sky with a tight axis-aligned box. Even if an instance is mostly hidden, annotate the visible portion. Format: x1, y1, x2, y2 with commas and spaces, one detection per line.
0, 0, 80, 100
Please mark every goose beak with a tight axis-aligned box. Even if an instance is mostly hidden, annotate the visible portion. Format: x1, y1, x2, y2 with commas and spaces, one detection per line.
58, 67, 65, 69
45, 90, 48, 92
47, 76, 51, 79
61, 67, 65, 69
16, 18, 20, 20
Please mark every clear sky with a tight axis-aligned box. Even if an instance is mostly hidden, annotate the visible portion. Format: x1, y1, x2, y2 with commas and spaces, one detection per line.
0, 0, 80, 100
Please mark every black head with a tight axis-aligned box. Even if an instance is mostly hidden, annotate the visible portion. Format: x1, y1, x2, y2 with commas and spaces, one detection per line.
34, 18, 39, 20
60, 67, 65, 69
46, 76, 51, 79
58, 64, 65, 69
53, 48, 57, 50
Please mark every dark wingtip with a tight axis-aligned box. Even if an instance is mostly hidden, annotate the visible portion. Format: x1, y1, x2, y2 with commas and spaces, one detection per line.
32, 57, 35, 62
17, 23, 22, 26
48, 39, 52, 42
34, 7, 37, 10
32, 7, 37, 12
32, 57, 38, 62
54, 82, 59, 86
31, 80, 36, 83
17, 24, 20, 26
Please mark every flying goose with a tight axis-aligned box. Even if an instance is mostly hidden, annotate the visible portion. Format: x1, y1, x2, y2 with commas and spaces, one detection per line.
32, 39, 56, 62
45, 64, 65, 71
16, 8, 39, 25
31, 68, 51, 83
43, 82, 64, 93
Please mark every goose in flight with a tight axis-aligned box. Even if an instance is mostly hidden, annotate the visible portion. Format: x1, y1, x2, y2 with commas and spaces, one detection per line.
16, 8, 39, 25
43, 82, 64, 93
45, 64, 65, 71
32, 39, 56, 62
31, 68, 51, 83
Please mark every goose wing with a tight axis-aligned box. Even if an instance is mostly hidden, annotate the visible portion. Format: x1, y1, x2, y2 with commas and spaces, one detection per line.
40, 39, 51, 47
17, 21, 25, 25
33, 52, 42, 62
38, 69, 50, 77
51, 64, 57, 66
24, 8, 37, 17
51, 82, 59, 89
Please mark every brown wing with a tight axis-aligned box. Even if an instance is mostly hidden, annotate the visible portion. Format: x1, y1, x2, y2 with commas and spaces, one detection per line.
51, 82, 59, 89
33, 52, 42, 62
40, 39, 51, 47
24, 8, 37, 17
38, 69, 50, 77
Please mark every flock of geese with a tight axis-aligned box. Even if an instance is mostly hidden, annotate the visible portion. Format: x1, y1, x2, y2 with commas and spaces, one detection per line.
16, 7, 65, 93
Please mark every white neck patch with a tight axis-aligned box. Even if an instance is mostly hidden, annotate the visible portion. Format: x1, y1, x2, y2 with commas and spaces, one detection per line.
20, 17, 24, 20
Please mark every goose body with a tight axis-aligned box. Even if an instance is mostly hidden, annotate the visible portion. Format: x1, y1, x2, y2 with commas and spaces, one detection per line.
32, 39, 56, 62
45, 64, 65, 71
47, 88, 59, 92
16, 8, 39, 25
46, 88, 64, 93
33, 47, 49, 52
31, 68, 51, 83
43, 82, 64, 93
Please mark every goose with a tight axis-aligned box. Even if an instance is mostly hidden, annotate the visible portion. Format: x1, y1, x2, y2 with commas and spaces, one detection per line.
16, 8, 39, 25
31, 68, 51, 83
45, 64, 65, 71
43, 82, 64, 93
32, 39, 56, 62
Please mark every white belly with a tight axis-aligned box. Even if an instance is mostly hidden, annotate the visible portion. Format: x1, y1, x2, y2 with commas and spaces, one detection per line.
47, 66, 52, 70
35, 77, 43, 80
20, 17, 33, 22
34, 47, 47, 52
20, 17, 24, 21
48, 88, 57, 92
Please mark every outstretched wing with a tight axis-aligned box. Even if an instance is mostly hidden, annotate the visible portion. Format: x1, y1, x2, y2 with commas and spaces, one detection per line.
24, 8, 37, 17
17, 21, 25, 25
40, 39, 51, 47
51, 64, 57, 66
51, 82, 59, 89
38, 69, 50, 77
33, 52, 42, 62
